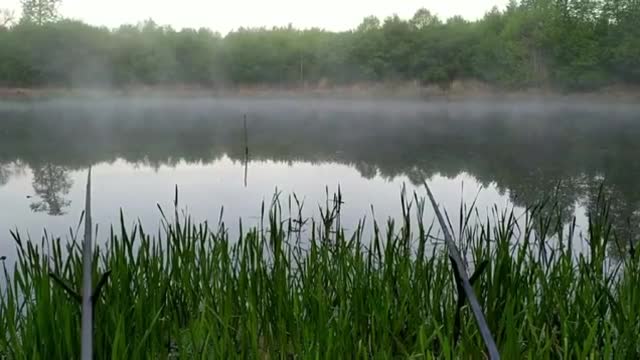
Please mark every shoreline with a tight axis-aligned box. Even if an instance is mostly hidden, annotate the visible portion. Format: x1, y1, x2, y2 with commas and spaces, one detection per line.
2, 82, 640, 102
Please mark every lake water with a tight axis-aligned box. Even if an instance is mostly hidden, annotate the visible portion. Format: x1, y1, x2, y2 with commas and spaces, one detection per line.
1, 98, 639, 261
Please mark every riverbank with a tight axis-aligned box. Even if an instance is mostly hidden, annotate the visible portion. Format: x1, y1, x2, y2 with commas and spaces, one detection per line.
2, 81, 640, 102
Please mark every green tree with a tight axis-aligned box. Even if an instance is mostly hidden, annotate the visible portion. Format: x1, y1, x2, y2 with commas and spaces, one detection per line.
20, 0, 61, 25
356, 16, 381, 32
174, 28, 224, 86
380, 15, 414, 79
410, 8, 441, 29
0, 8, 15, 28
350, 16, 386, 80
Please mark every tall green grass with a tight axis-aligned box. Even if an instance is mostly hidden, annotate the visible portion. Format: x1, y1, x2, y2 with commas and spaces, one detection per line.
1, 189, 638, 358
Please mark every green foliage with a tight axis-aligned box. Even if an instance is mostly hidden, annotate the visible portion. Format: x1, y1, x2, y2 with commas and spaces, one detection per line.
0, 1, 638, 90
1, 190, 639, 358
20, 0, 61, 25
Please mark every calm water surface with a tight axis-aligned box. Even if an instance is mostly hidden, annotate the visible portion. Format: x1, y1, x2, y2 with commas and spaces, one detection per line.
1, 98, 639, 261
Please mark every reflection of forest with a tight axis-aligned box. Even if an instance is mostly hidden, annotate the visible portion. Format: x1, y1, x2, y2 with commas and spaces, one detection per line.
0, 161, 73, 215
1, 100, 638, 246
29, 164, 73, 215
0, 162, 20, 187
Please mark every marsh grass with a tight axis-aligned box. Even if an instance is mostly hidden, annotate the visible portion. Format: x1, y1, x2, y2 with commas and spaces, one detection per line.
1, 188, 639, 359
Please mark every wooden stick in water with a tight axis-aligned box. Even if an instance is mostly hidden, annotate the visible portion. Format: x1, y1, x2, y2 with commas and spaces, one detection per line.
81, 168, 93, 360
244, 114, 249, 187
424, 182, 500, 360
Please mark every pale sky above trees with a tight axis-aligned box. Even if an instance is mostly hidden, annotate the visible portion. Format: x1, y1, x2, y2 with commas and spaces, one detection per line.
4, 0, 508, 33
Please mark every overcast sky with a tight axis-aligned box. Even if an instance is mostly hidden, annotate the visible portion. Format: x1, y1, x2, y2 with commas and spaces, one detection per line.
5, 0, 509, 34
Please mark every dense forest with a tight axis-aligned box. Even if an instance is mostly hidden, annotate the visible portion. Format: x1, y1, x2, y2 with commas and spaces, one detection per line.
0, 0, 639, 91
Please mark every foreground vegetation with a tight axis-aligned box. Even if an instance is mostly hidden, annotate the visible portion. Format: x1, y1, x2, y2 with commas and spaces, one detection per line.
1, 189, 639, 358
1, 1, 639, 91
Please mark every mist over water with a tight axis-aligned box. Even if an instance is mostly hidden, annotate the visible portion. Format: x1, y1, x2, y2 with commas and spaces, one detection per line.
1, 98, 639, 261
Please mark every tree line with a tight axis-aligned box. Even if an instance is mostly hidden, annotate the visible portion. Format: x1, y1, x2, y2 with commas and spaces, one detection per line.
0, 0, 638, 91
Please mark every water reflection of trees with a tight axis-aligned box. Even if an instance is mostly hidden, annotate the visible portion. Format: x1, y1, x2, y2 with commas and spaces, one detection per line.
582, 180, 640, 257
29, 164, 73, 216
0, 101, 638, 247
0, 164, 11, 187
0, 162, 26, 187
